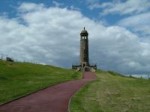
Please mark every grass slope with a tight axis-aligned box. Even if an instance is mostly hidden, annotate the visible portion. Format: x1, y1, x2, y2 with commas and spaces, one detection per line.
0, 60, 80, 104
70, 70, 150, 112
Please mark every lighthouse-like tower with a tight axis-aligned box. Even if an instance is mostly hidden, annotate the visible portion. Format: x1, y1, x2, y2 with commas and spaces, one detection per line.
72, 27, 97, 71
80, 27, 89, 67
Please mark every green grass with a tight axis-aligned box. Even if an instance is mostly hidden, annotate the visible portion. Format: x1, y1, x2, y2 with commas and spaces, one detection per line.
0, 60, 81, 104
70, 70, 150, 112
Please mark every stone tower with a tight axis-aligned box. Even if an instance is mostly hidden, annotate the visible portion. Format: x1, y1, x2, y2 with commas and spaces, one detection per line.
72, 27, 97, 71
80, 27, 89, 67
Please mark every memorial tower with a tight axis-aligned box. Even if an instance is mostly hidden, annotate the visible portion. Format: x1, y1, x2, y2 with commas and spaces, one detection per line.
72, 27, 97, 71
80, 27, 89, 67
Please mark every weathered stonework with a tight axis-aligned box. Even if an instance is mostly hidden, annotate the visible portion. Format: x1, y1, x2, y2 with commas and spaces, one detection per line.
80, 27, 89, 67
72, 28, 97, 71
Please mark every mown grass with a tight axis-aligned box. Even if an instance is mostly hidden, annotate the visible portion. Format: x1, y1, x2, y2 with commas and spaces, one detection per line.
70, 70, 150, 112
0, 60, 81, 104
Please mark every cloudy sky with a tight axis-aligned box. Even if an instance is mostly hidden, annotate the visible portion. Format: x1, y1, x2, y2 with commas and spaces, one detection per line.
0, 0, 150, 74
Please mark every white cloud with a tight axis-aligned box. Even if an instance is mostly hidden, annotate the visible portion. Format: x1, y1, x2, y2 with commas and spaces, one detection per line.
18, 2, 45, 12
118, 12, 150, 37
0, 2, 150, 74
52, 1, 64, 7
89, 0, 150, 15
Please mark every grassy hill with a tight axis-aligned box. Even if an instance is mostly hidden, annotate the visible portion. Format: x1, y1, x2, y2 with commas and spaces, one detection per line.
0, 60, 81, 104
70, 70, 150, 112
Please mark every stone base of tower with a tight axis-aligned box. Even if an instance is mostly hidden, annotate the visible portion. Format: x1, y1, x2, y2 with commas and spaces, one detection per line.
72, 64, 97, 72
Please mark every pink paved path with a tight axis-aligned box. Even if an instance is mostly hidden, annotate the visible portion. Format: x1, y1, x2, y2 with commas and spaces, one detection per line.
0, 72, 96, 112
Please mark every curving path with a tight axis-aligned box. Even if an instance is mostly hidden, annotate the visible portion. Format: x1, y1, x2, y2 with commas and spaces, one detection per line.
0, 72, 96, 112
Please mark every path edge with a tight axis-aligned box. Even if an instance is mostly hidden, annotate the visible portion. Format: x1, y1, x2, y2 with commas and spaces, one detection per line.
0, 79, 80, 106
67, 78, 97, 112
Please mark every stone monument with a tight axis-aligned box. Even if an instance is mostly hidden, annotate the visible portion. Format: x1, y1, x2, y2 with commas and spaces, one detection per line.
72, 27, 97, 71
